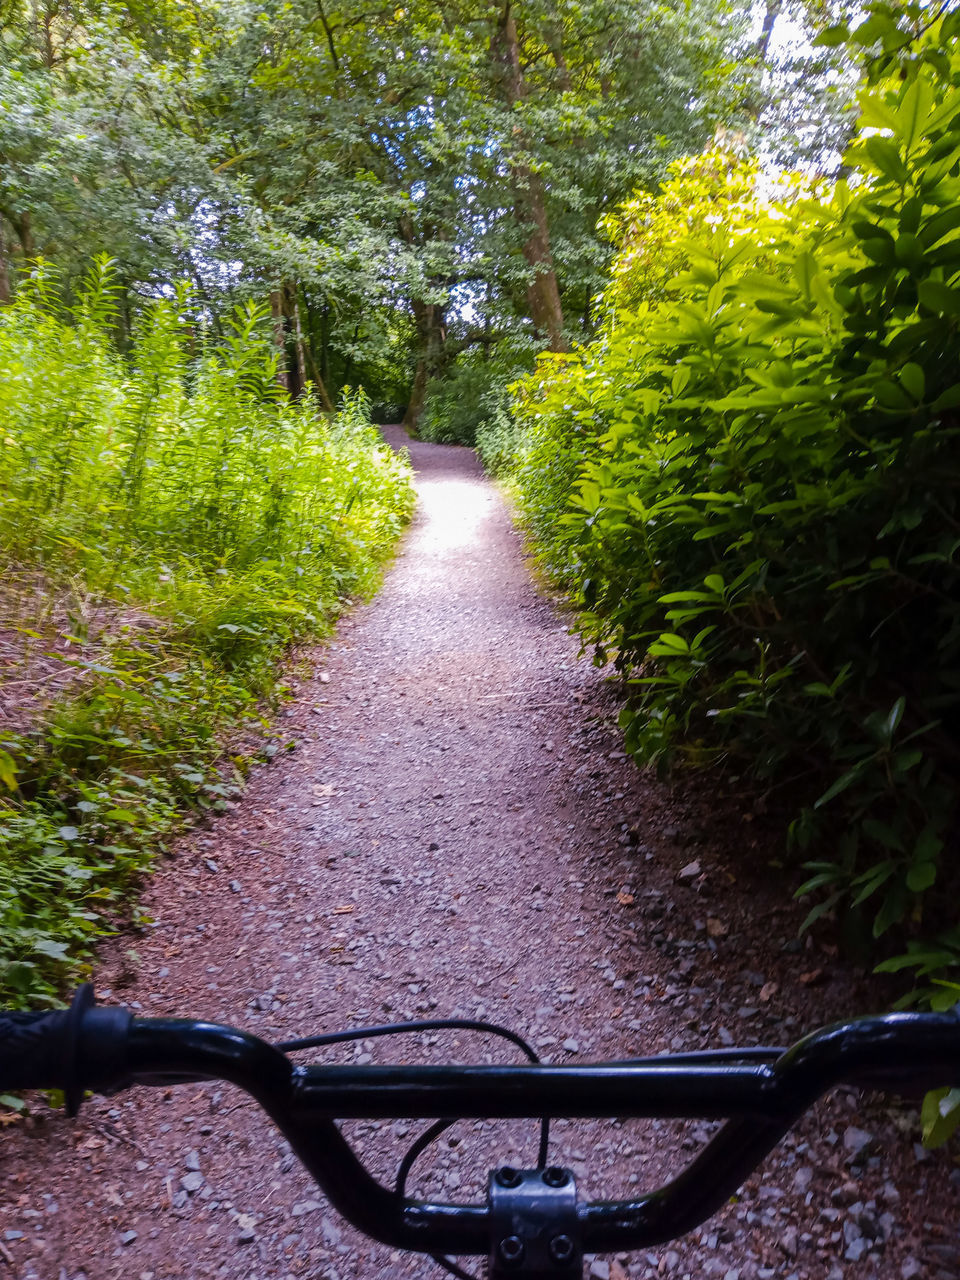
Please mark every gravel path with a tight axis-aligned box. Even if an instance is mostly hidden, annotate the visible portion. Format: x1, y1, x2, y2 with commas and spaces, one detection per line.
1, 429, 958, 1280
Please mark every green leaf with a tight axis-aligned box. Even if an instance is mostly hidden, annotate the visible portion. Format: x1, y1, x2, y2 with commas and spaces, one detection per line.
813, 23, 849, 47
863, 136, 906, 184
873, 884, 907, 937
649, 632, 689, 654
33, 938, 70, 960
0, 749, 17, 791
906, 861, 937, 892
873, 379, 912, 410
885, 696, 906, 738
918, 279, 960, 316
897, 76, 935, 152
899, 363, 924, 402
814, 766, 862, 809
932, 383, 960, 411
921, 1087, 960, 1148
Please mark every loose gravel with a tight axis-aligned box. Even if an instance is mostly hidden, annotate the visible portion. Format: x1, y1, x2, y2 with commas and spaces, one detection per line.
1, 428, 958, 1280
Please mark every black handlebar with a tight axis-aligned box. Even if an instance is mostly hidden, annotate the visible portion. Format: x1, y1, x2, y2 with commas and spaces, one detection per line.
0, 986, 131, 1114
3, 987, 959, 1260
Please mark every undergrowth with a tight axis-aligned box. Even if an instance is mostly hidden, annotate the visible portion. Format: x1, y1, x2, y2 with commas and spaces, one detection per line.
501, 14, 960, 1004
0, 261, 414, 1005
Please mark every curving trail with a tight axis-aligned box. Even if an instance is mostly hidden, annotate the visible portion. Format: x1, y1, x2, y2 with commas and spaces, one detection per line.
0, 430, 956, 1280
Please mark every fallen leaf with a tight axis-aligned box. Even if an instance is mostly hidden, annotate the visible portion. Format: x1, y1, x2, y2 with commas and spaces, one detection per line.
332, 905, 355, 915
706, 917, 728, 938
759, 981, 779, 1002
799, 968, 824, 986
616, 891, 635, 906
312, 783, 336, 797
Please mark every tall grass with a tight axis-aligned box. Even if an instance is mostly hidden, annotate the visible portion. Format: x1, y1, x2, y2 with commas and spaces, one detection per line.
0, 258, 414, 1004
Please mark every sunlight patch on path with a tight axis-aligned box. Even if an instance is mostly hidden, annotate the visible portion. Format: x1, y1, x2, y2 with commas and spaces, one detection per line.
412, 475, 497, 555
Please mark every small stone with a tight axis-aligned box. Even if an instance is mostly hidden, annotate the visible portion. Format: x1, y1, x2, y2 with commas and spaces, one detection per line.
4, 1230, 23, 1241
291, 1200, 322, 1217
901, 1256, 922, 1279
831, 1180, 859, 1206
563, 1038, 579, 1053
184, 1150, 201, 1172
779, 1225, 798, 1258
120, 1231, 138, 1246
235, 1213, 256, 1244
842, 1220, 862, 1247
589, 1262, 609, 1280
180, 1172, 205, 1194
677, 860, 701, 882
844, 1238, 869, 1263
842, 1125, 874, 1157
321, 1216, 342, 1246
229, 880, 242, 893
428, 841, 439, 851
203, 859, 219, 874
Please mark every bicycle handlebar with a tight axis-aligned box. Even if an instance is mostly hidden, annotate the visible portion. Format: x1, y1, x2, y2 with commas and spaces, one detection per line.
3, 988, 959, 1259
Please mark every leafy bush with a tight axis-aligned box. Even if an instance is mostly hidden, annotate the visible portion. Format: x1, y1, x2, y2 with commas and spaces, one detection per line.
0, 264, 414, 1004
418, 360, 508, 446
507, 12, 960, 1006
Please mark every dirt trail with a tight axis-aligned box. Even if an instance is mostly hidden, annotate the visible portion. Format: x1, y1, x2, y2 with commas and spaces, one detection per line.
1, 430, 957, 1280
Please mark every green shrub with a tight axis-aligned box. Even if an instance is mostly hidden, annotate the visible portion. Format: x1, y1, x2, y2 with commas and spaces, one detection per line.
508, 11, 960, 1006
0, 266, 414, 1004
418, 360, 507, 446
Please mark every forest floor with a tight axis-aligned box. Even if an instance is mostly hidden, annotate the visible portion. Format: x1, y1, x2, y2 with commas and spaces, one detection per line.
1, 427, 958, 1280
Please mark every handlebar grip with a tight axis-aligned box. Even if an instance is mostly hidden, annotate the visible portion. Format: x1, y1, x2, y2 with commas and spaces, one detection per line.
0, 985, 132, 1114
0, 1010, 72, 1089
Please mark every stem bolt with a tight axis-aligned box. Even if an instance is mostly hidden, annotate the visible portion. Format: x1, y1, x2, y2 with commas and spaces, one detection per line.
495, 1166, 523, 1188
498, 1235, 525, 1266
542, 1166, 569, 1188
548, 1234, 575, 1265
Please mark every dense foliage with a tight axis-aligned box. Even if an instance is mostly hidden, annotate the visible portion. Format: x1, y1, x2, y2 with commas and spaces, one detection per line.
501, 7, 960, 1024
0, 263, 413, 1004
0, 0, 854, 424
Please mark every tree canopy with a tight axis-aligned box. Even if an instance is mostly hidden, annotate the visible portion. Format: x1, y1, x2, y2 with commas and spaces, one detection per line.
0, 0, 855, 421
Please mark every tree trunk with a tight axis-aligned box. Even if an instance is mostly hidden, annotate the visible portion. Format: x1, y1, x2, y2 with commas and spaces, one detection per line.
493, 3, 568, 353
403, 298, 446, 430
757, 0, 782, 65
283, 283, 307, 399
270, 288, 290, 392
16, 211, 35, 262
302, 337, 335, 411
0, 223, 11, 304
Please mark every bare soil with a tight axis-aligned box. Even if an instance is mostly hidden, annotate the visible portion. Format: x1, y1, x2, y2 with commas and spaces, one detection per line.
0, 428, 957, 1280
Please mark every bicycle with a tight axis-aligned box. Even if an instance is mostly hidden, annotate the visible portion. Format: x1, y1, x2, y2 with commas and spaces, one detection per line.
2, 985, 959, 1279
